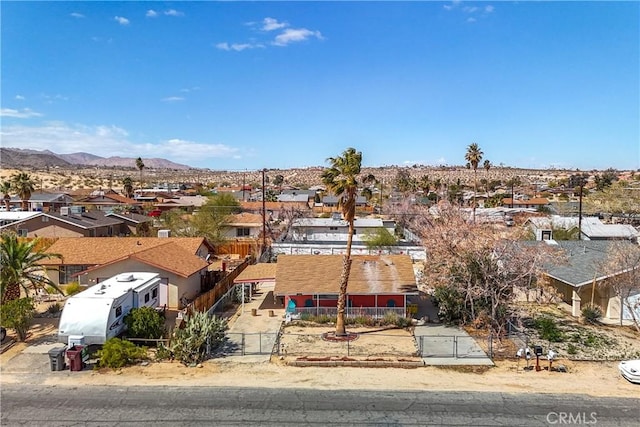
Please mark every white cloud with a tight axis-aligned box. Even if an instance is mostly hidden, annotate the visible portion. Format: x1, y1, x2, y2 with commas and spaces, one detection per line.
161, 96, 185, 102
443, 5, 452, 11
146, 10, 158, 18
70, 12, 85, 19
467, 17, 477, 23
180, 87, 201, 93
485, 5, 495, 13
15, 95, 25, 100
215, 42, 263, 52
463, 6, 479, 13
262, 17, 287, 31
273, 28, 323, 46
114, 16, 130, 26
164, 9, 184, 17
0, 122, 240, 166
0, 108, 43, 118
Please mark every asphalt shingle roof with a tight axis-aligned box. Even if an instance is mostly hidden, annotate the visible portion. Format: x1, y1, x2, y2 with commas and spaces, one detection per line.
274, 254, 417, 296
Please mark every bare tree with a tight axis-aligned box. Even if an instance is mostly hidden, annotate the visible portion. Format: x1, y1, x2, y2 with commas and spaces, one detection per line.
412, 203, 554, 336
602, 242, 640, 332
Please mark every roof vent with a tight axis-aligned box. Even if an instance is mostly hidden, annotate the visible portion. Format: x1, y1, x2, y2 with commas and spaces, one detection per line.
116, 273, 135, 282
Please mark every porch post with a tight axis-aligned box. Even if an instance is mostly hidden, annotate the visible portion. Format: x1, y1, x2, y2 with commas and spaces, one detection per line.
375, 294, 378, 317
241, 284, 245, 316
316, 293, 319, 316
571, 290, 581, 317
404, 294, 407, 317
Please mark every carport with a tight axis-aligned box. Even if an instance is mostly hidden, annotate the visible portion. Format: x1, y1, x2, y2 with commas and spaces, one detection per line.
233, 263, 277, 315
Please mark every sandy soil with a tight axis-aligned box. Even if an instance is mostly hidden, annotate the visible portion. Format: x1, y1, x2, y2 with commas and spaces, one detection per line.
1, 317, 638, 397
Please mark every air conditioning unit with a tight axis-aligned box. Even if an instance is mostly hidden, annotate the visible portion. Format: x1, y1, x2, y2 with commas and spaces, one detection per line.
157, 229, 171, 238
60, 207, 69, 216
116, 273, 135, 282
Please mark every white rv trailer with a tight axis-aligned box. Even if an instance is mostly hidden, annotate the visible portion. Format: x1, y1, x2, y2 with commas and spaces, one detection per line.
58, 272, 161, 345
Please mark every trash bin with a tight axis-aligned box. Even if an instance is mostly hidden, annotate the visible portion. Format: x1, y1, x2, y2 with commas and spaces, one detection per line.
66, 345, 85, 372
48, 346, 66, 371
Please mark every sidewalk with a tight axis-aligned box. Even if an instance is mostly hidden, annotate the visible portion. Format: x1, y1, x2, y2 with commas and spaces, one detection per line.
217, 281, 285, 362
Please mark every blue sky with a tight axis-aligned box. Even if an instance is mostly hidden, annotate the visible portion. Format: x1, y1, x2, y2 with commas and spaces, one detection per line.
1, 1, 638, 171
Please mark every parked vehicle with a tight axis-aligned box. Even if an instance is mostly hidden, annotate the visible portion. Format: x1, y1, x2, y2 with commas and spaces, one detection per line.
148, 209, 162, 217
58, 272, 161, 346
618, 360, 640, 384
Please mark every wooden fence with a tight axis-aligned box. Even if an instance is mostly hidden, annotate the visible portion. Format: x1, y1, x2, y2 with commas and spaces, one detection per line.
189, 256, 254, 313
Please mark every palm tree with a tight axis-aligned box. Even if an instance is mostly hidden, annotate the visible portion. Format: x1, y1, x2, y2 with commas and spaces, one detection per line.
122, 177, 134, 199
464, 143, 483, 222
1, 181, 12, 211
0, 233, 62, 304
10, 172, 35, 211
135, 157, 145, 192
321, 147, 374, 336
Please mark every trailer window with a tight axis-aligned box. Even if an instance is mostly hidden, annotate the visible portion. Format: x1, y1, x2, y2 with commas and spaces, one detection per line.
145, 293, 150, 303
152, 288, 158, 299
115, 306, 122, 318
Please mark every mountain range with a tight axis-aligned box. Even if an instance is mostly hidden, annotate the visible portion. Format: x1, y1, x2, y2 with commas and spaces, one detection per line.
0, 147, 191, 170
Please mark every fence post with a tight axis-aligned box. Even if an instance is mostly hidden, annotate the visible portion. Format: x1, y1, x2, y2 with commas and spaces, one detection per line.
242, 333, 245, 356
454, 336, 458, 358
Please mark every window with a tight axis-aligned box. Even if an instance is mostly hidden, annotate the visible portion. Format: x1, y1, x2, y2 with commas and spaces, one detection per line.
152, 288, 158, 299
329, 227, 338, 231
144, 293, 150, 303
59, 265, 88, 284
115, 306, 122, 318
236, 227, 250, 237
17, 229, 28, 237
42, 216, 49, 223
314, 294, 338, 300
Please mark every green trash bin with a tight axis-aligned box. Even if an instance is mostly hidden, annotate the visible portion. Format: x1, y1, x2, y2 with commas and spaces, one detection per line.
48, 346, 66, 371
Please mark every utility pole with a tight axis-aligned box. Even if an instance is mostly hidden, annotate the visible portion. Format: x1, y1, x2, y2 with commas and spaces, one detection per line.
261, 168, 267, 253
578, 182, 584, 240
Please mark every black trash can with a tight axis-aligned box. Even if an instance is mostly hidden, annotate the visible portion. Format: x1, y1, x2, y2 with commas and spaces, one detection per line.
48, 346, 66, 371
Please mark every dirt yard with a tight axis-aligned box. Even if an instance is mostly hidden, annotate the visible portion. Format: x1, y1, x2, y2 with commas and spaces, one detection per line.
2, 314, 639, 398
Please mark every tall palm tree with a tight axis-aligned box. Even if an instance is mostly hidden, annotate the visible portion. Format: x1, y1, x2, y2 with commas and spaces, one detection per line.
10, 172, 35, 211
321, 147, 374, 336
0, 233, 62, 304
135, 157, 145, 192
465, 143, 483, 222
1, 181, 12, 211
122, 177, 134, 199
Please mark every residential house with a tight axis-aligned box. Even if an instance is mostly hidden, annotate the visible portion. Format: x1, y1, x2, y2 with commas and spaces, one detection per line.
315, 195, 371, 214
0, 209, 124, 238
543, 240, 640, 322
74, 190, 141, 212
9, 192, 73, 212
274, 254, 419, 317
104, 211, 155, 236
526, 215, 639, 242
502, 197, 549, 209
222, 212, 264, 240
153, 195, 209, 213
272, 215, 426, 261
39, 237, 215, 310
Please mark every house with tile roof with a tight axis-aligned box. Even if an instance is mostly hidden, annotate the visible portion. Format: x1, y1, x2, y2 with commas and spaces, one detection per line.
274, 254, 419, 318
543, 240, 640, 322
222, 212, 264, 239
40, 237, 215, 310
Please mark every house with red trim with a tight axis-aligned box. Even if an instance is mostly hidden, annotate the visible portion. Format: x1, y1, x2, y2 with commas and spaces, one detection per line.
274, 254, 418, 318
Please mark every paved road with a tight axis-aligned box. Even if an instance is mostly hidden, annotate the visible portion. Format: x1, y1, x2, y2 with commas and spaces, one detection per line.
2, 385, 639, 426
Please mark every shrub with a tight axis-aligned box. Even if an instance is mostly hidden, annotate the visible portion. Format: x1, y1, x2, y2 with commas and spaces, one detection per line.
567, 343, 578, 355
155, 342, 172, 361
533, 316, 564, 342
0, 298, 35, 341
64, 282, 82, 296
47, 302, 62, 315
124, 306, 165, 340
432, 285, 464, 324
96, 338, 148, 369
171, 311, 228, 366
581, 304, 603, 324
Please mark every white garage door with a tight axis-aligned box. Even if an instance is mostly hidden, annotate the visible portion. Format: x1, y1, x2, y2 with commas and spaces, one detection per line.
623, 291, 640, 321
